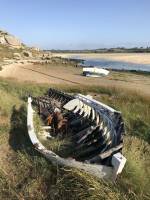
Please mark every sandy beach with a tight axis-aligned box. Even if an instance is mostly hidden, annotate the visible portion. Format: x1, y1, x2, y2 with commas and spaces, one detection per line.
0, 62, 150, 96
54, 53, 150, 65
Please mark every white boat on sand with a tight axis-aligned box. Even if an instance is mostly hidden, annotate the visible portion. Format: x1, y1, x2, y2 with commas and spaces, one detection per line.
83, 67, 109, 77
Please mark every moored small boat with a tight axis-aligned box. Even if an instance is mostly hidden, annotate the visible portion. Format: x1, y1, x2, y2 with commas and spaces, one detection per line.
83, 67, 109, 77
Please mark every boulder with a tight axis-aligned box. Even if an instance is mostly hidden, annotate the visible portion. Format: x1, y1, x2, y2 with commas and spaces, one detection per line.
0, 36, 6, 44
4, 35, 21, 47
13, 52, 22, 59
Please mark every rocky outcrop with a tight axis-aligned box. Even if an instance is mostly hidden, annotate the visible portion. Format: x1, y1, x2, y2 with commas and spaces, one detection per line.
0, 36, 6, 44
5, 35, 21, 47
0, 30, 22, 48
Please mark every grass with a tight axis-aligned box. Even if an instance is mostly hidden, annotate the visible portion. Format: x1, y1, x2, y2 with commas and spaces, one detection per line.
0, 77, 150, 200
0, 44, 24, 61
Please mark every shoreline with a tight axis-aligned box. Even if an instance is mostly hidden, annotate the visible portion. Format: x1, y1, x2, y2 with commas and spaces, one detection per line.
0, 61, 150, 97
53, 52, 150, 65
1, 60, 150, 80
106, 68, 150, 75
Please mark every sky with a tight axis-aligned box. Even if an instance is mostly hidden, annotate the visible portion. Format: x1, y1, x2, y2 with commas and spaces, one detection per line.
0, 0, 150, 49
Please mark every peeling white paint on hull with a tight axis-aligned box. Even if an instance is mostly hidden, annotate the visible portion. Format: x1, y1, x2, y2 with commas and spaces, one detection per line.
27, 94, 126, 181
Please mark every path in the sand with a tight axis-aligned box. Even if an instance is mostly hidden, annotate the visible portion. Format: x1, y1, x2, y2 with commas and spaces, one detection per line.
0, 62, 150, 96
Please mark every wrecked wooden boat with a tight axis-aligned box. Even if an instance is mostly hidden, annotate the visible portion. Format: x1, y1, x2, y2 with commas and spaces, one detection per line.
27, 88, 126, 180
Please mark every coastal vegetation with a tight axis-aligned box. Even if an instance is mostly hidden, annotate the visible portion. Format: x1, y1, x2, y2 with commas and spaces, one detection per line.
50, 47, 150, 53
0, 77, 149, 200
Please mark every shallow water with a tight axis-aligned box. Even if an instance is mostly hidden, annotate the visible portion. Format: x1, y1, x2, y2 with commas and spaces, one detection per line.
84, 59, 150, 72
72, 56, 150, 72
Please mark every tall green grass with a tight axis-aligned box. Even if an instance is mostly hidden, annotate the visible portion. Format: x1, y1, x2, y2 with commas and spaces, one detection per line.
0, 77, 150, 200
